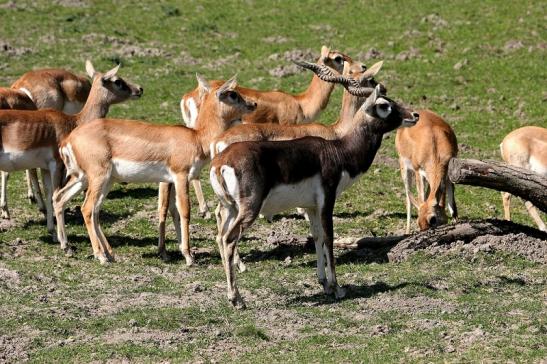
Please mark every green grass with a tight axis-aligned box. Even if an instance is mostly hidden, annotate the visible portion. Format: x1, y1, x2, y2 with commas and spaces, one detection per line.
0, 0, 546, 362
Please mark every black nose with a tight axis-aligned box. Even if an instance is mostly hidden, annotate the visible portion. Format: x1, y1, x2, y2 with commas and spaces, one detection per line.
361, 64, 367, 71
139, 87, 144, 94
428, 216, 437, 227
412, 112, 420, 119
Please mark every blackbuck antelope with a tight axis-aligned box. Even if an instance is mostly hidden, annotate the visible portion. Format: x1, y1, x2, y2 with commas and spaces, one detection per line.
179, 46, 353, 218
0, 61, 142, 241
500, 126, 546, 231
52, 76, 257, 264
0, 88, 37, 219
210, 84, 419, 308
2, 68, 93, 217
395, 110, 458, 233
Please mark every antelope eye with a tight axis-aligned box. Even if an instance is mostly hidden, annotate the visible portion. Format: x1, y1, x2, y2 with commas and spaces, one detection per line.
334, 55, 343, 63
228, 91, 237, 100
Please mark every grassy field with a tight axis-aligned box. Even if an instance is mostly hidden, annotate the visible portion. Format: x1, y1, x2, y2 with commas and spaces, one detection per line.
1, 0, 546, 362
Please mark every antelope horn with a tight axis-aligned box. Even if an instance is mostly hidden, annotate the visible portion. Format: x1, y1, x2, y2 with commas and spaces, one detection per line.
293, 60, 375, 97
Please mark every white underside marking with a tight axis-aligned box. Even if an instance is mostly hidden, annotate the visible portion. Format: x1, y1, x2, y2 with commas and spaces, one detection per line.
335, 170, 361, 197
111, 159, 173, 183
62, 101, 84, 114
402, 157, 413, 171
188, 159, 206, 181
260, 175, 323, 217
419, 169, 427, 179
18, 87, 33, 101
0, 147, 52, 171
529, 156, 547, 176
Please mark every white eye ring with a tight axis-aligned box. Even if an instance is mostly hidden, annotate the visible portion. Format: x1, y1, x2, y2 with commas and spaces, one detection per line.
376, 103, 392, 118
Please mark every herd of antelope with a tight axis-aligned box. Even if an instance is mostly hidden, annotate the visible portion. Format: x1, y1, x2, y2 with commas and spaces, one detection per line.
0, 46, 545, 308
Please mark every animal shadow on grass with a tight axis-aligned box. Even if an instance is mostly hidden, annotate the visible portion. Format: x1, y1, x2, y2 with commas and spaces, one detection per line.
141, 237, 217, 264
108, 186, 158, 200
244, 237, 314, 263
288, 281, 411, 306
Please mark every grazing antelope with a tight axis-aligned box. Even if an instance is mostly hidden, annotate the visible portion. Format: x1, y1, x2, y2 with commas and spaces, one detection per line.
395, 110, 458, 233
500, 126, 546, 231
210, 84, 419, 308
2, 68, 93, 216
179, 46, 352, 218
52, 76, 257, 264
0, 61, 142, 241
0, 87, 37, 219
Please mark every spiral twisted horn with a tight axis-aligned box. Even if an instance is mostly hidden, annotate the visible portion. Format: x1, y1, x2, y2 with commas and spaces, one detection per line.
293, 60, 376, 97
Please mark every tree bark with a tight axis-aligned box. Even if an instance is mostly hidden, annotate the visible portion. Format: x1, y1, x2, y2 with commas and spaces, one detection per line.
448, 158, 547, 213
387, 219, 547, 263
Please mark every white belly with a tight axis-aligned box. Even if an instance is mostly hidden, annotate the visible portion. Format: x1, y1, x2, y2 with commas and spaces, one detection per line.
0, 147, 52, 171
260, 175, 323, 217
529, 156, 547, 176
111, 159, 173, 183
336, 171, 361, 197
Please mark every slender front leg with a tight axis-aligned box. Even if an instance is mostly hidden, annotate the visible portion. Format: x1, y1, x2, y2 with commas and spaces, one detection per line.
173, 173, 193, 266
321, 197, 345, 299
192, 179, 211, 219
0, 171, 9, 219
41, 169, 56, 241
157, 182, 171, 260
401, 164, 414, 234
446, 181, 458, 219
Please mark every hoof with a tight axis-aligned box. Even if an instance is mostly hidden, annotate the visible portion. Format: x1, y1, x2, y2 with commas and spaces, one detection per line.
28, 195, 36, 203
229, 294, 246, 310
200, 210, 212, 220
63, 247, 75, 257
237, 260, 247, 273
159, 250, 170, 262
335, 286, 346, 299
97, 254, 110, 265
184, 255, 194, 267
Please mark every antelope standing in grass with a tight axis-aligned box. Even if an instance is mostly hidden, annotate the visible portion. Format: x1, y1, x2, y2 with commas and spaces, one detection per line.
500, 126, 546, 231
395, 110, 458, 233
2, 68, 93, 218
178, 46, 352, 219
0, 61, 142, 242
210, 83, 419, 308
52, 76, 256, 264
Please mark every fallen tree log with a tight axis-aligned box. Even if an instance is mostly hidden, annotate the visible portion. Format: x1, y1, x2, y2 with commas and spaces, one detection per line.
387, 219, 547, 263
448, 158, 547, 213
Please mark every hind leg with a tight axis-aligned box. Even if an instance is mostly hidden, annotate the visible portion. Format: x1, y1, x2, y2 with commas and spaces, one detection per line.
502, 192, 512, 221
524, 201, 546, 232
0, 171, 9, 219
28, 169, 46, 214
192, 179, 211, 219
157, 182, 171, 260
53, 174, 87, 254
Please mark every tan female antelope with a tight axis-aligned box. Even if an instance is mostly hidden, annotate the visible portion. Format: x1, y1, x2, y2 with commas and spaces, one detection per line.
178, 46, 353, 219
2, 67, 93, 217
210, 84, 419, 308
395, 110, 458, 233
52, 76, 256, 264
0, 61, 142, 241
0, 87, 37, 219
500, 126, 546, 231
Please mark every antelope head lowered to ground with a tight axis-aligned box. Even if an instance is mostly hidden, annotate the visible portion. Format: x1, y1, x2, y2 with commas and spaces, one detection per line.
53, 75, 257, 264
0, 61, 142, 242
210, 81, 419, 308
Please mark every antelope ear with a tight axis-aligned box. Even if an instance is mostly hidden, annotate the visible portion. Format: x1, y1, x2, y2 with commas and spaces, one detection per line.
363, 84, 381, 113
216, 75, 237, 98
196, 73, 211, 95
320, 45, 330, 60
362, 61, 383, 79
102, 63, 120, 80
85, 60, 96, 78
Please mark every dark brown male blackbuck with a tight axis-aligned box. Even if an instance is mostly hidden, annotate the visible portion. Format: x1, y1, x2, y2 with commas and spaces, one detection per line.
52, 76, 257, 264
0, 61, 142, 241
210, 83, 419, 308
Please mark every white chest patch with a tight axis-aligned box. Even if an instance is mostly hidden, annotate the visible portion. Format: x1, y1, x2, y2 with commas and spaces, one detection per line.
529, 156, 547, 176
111, 159, 173, 183
0, 147, 53, 171
63, 101, 84, 114
260, 175, 323, 217
336, 171, 361, 197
